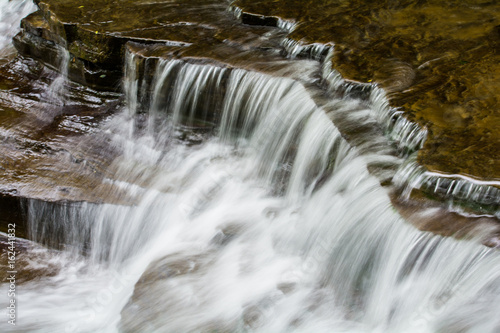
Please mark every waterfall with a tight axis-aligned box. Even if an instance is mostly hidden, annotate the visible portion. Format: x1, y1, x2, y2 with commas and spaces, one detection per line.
1, 2, 499, 331
2, 49, 500, 333
125, 53, 228, 128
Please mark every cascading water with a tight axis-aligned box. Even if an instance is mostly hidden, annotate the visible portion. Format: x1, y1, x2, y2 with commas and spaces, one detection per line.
0, 0, 37, 61
1, 44, 500, 333
44, 46, 70, 108
394, 156, 500, 218
369, 86, 428, 155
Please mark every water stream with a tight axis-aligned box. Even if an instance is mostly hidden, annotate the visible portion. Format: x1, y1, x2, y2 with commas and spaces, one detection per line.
0, 0, 36, 61
1, 1, 500, 332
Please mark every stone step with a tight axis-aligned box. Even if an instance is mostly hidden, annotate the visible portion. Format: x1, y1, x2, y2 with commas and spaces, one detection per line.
13, 0, 284, 92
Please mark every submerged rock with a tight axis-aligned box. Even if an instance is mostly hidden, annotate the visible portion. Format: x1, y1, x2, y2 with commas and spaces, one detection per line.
0, 233, 66, 283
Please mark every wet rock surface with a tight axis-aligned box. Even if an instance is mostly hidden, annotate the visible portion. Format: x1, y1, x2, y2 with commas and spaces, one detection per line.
0, 56, 133, 207
121, 252, 218, 332
233, 0, 500, 182
0, 233, 64, 284
13, 0, 282, 90
391, 191, 500, 247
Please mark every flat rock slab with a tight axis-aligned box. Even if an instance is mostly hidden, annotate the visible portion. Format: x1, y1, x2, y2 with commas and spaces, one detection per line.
233, 0, 500, 183
31, 0, 279, 65
0, 57, 133, 208
14, 0, 283, 91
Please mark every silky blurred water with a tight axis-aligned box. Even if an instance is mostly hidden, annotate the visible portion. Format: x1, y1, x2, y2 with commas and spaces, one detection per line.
1, 1, 500, 332
0, 0, 36, 61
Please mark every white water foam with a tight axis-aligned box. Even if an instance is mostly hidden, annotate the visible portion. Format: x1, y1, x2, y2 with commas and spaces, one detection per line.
0, 0, 37, 60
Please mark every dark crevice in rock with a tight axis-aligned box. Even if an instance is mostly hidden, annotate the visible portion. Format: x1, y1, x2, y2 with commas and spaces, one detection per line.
0, 195, 27, 239
240, 12, 279, 27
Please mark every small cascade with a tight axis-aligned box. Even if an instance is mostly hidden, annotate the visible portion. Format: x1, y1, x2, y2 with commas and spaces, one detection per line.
276, 19, 298, 33
320, 48, 427, 157
284, 39, 427, 158
121, 50, 349, 193
394, 157, 500, 217
322, 62, 346, 91
227, 4, 242, 20
167, 61, 228, 127
45, 45, 70, 107
124, 51, 229, 128
311, 42, 496, 214
369, 85, 428, 154
219, 68, 348, 188
282, 38, 333, 61
123, 50, 140, 118
227, 2, 428, 162
219, 69, 316, 140
149, 59, 182, 119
